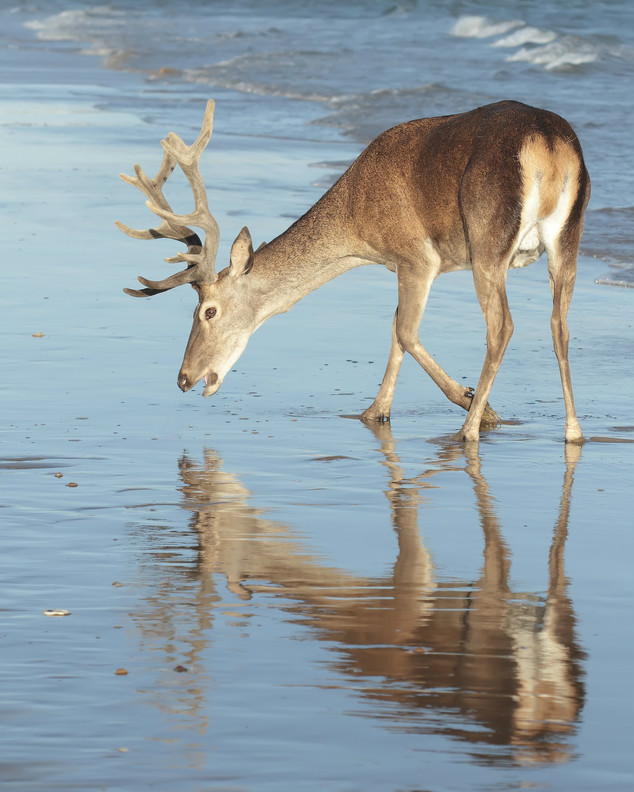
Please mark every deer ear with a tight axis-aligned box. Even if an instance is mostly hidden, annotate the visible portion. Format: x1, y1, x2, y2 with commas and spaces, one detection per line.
229, 226, 254, 277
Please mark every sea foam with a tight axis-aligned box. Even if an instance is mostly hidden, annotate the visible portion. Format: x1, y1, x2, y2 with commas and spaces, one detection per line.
451, 14, 601, 71
450, 15, 524, 39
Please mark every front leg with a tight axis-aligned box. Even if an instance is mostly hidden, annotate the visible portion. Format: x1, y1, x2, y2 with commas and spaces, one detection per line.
361, 311, 403, 423
459, 268, 513, 441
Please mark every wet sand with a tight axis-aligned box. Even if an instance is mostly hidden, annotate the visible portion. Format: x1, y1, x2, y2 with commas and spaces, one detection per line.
1, 67, 633, 792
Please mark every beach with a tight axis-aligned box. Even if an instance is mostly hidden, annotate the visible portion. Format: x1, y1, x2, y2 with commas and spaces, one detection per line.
1, 2, 633, 790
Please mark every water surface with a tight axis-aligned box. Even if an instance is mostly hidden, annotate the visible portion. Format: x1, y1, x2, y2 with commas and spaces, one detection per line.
1, 2, 633, 790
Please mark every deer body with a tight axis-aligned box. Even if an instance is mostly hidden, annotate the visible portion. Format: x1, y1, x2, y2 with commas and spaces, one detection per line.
119, 99, 590, 442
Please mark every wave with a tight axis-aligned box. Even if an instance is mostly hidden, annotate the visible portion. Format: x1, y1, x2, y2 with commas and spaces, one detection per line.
507, 35, 599, 70
450, 16, 524, 39
451, 14, 603, 71
23, 5, 140, 73
492, 27, 558, 48
24, 6, 125, 42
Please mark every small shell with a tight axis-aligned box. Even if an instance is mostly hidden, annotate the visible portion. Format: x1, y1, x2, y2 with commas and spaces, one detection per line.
43, 609, 71, 617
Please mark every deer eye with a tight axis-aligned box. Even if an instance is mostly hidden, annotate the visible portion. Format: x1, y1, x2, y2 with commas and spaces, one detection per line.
204, 307, 217, 320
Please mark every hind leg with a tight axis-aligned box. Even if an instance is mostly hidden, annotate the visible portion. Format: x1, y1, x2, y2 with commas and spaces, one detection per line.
547, 242, 583, 443
460, 264, 514, 442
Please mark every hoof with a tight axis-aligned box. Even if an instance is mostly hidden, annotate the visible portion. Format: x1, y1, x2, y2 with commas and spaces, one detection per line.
564, 420, 584, 445
360, 407, 390, 424
454, 427, 480, 444
480, 402, 501, 427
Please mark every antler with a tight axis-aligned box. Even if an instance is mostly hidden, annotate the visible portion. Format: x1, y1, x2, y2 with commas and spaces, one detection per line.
116, 99, 220, 297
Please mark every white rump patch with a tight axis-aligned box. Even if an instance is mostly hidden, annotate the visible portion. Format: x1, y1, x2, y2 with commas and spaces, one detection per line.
539, 176, 575, 252
511, 180, 542, 267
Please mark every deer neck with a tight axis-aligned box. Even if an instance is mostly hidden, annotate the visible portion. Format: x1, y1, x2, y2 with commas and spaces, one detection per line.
249, 209, 366, 323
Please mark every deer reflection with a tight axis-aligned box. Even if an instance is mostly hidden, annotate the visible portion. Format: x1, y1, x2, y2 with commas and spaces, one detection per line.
135, 430, 584, 767
357, 426, 584, 765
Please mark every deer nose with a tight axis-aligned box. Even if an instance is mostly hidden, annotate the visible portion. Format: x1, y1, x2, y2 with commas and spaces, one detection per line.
177, 372, 190, 392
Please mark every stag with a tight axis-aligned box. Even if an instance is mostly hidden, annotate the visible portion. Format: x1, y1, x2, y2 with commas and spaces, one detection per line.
117, 99, 590, 442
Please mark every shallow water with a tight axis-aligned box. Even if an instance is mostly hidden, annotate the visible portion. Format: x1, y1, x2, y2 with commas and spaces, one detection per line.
1, 2, 634, 791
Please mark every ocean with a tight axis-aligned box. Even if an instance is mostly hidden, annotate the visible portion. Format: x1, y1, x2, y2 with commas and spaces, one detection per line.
3, 0, 633, 284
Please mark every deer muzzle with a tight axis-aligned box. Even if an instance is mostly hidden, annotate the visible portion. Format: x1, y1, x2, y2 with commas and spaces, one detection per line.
177, 372, 192, 392
178, 369, 220, 396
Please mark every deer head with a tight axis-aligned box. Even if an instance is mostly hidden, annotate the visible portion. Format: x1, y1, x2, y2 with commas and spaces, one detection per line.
117, 99, 258, 396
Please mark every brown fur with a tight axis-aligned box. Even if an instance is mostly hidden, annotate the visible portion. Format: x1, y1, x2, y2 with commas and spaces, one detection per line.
120, 100, 590, 442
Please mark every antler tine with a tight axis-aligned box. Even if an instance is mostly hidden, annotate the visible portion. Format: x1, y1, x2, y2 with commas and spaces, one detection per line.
152, 99, 219, 284
164, 98, 216, 166
117, 99, 219, 297
117, 158, 198, 241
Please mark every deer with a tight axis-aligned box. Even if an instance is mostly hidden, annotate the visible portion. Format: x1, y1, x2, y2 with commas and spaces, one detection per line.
117, 98, 590, 443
